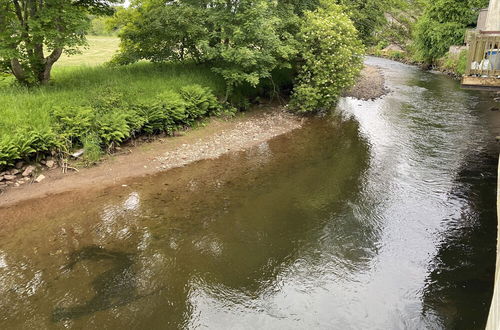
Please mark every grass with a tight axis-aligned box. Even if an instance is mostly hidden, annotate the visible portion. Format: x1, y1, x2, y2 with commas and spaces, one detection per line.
57, 36, 121, 67
0, 62, 226, 138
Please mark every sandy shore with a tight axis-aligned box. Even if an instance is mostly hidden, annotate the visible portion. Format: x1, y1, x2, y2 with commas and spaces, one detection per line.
0, 65, 385, 208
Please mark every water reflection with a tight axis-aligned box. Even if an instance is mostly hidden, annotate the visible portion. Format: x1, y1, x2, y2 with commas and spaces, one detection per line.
422, 151, 497, 329
52, 246, 137, 322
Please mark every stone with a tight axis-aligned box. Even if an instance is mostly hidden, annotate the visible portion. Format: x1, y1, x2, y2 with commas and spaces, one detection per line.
71, 149, 84, 158
4, 175, 16, 181
35, 174, 46, 183
15, 161, 24, 169
46, 160, 55, 168
9, 169, 20, 175
22, 165, 35, 177
490, 107, 499, 111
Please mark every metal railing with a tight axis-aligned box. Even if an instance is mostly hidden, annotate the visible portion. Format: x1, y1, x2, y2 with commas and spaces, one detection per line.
465, 33, 500, 77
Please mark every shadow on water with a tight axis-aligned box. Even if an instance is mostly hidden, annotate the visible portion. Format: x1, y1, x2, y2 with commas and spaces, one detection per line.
422, 151, 497, 330
51, 246, 137, 322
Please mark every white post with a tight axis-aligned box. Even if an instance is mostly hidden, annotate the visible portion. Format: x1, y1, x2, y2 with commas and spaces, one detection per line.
485, 0, 500, 31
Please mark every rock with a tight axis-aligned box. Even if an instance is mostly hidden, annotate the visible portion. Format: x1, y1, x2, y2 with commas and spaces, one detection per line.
490, 107, 499, 111
46, 160, 55, 168
9, 169, 20, 175
40, 160, 46, 165
35, 174, 46, 183
4, 175, 16, 181
22, 165, 35, 177
15, 161, 24, 169
71, 149, 84, 158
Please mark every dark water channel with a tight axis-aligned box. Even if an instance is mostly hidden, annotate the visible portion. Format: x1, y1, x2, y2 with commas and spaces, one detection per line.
0, 57, 499, 329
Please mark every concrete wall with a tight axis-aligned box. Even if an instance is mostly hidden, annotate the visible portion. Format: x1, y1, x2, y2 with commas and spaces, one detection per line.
479, 9, 489, 31
485, 0, 500, 31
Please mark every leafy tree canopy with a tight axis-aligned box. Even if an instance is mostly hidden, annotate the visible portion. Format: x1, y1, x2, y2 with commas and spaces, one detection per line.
413, 0, 489, 62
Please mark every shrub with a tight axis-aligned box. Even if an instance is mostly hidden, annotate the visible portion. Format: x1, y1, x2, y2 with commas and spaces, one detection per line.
0, 137, 20, 168
156, 90, 188, 128
95, 110, 131, 147
180, 85, 221, 121
290, 1, 364, 113
0, 128, 62, 169
51, 106, 95, 144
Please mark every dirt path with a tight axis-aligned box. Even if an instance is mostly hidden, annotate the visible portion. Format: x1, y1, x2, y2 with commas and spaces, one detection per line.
0, 65, 385, 208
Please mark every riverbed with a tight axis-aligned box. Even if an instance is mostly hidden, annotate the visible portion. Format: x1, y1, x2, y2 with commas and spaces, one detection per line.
0, 57, 499, 329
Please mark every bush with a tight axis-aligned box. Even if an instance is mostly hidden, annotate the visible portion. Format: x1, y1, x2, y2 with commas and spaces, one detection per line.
0, 128, 62, 168
157, 90, 188, 128
290, 2, 364, 113
51, 106, 95, 144
95, 109, 131, 147
180, 85, 221, 121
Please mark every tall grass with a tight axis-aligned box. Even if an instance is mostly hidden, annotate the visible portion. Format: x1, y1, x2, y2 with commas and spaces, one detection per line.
0, 62, 226, 138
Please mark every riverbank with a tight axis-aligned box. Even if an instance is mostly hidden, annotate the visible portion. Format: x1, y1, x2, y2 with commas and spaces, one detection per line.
0, 106, 302, 207
0, 65, 386, 207
345, 65, 388, 100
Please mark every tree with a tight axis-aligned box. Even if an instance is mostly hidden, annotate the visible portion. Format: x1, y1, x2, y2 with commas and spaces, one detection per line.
413, 0, 489, 63
114, 0, 296, 98
0, 0, 120, 85
290, 1, 364, 113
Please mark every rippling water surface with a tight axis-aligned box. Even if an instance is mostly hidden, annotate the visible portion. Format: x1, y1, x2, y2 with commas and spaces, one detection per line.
0, 57, 499, 329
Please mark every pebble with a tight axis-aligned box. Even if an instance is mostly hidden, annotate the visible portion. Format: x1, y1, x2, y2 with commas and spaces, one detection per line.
22, 165, 35, 177
35, 174, 46, 183
46, 160, 55, 168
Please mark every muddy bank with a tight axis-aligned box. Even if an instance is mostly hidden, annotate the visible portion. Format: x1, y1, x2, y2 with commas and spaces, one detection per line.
0, 107, 302, 207
345, 65, 388, 100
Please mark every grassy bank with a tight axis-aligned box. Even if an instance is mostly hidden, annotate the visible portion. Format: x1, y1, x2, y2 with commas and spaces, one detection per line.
0, 58, 230, 168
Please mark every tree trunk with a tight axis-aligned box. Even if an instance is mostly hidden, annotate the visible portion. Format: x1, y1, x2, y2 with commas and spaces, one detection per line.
38, 48, 63, 85
10, 58, 27, 84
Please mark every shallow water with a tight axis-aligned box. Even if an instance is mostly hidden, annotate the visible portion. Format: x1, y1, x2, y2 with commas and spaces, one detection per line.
0, 57, 499, 329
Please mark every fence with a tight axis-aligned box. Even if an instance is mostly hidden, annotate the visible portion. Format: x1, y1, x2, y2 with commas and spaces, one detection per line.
465, 33, 500, 77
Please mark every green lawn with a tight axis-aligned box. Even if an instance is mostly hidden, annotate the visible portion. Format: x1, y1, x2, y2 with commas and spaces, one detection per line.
56, 36, 121, 67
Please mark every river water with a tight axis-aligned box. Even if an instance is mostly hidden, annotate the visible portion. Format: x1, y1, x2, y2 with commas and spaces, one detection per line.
0, 57, 499, 329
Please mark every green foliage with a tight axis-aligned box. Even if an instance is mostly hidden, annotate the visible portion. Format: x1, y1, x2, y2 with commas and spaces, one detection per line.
290, 1, 364, 113
113, 0, 296, 95
0, 128, 61, 168
180, 85, 221, 121
0, 61, 228, 169
82, 133, 103, 166
439, 49, 469, 75
51, 106, 95, 143
88, 15, 116, 36
413, 0, 489, 63
95, 109, 131, 147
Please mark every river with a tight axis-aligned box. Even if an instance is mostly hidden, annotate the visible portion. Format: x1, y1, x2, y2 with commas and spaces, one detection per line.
0, 57, 498, 329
